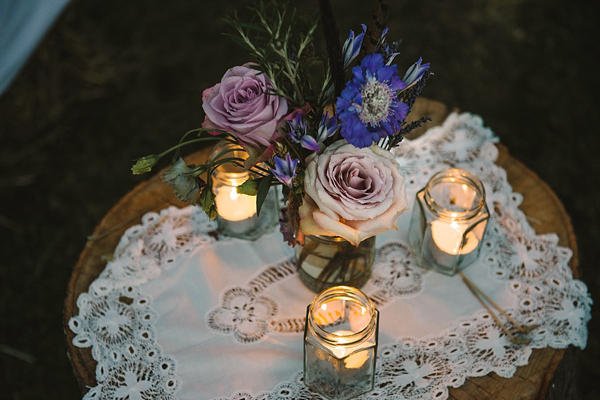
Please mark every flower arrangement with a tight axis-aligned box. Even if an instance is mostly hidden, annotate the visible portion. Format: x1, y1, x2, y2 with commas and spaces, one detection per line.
132, 0, 431, 251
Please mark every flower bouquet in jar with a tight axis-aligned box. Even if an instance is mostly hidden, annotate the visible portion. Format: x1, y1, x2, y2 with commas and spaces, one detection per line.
132, 0, 431, 292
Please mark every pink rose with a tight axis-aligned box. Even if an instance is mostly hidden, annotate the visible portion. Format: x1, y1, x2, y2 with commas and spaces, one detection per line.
202, 64, 288, 148
299, 141, 408, 246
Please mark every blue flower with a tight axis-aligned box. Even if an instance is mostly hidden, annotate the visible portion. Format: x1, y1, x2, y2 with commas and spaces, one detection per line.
271, 153, 298, 187
402, 57, 430, 86
336, 53, 408, 148
287, 113, 320, 152
378, 28, 401, 66
316, 111, 339, 144
342, 24, 366, 68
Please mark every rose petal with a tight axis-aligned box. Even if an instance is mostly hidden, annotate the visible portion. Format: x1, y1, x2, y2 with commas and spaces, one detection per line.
301, 140, 408, 244
298, 198, 335, 237
312, 210, 370, 246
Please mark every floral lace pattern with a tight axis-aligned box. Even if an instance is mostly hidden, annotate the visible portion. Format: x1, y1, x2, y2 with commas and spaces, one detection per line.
69, 113, 592, 400
207, 287, 278, 343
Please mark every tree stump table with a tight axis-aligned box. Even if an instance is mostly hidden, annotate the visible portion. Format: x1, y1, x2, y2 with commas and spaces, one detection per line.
64, 98, 579, 399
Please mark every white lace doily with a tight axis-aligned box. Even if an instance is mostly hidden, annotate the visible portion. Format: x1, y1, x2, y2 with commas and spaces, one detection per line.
69, 113, 592, 400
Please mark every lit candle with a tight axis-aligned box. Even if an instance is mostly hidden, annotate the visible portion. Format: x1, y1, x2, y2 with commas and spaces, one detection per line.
210, 142, 262, 237
329, 330, 371, 369
431, 220, 479, 255
409, 169, 490, 275
214, 184, 257, 221
304, 286, 379, 399
429, 219, 479, 268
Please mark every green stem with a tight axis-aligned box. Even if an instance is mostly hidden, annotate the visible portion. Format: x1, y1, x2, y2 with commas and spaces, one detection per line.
279, 49, 305, 105
250, 163, 271, 175
282, 137, 305, 167
229, 162, 268, 178
159, 137, 226, 160
208, 157, 247, 177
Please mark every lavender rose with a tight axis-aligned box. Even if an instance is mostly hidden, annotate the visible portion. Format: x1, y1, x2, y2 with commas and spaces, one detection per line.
299, 141, 408, 246
202, 64, 288, 148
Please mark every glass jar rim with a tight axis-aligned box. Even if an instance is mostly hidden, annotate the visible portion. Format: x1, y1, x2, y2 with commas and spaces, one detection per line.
210, 141, 251, 182
308, 286, 377, 346
423, 168, 486, 220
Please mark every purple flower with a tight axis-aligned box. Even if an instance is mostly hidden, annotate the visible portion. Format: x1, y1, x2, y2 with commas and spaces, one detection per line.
377, 27, 401, 66
287, 113, 320, 152
202, 63, 288, 148
271, 153, 298, 187
316, 111, 339, 143
335, 53, 408, 148
342, 24, 366, 68
402, 57, 430, 86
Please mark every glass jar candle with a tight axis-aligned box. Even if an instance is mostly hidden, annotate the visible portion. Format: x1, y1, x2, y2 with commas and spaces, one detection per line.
210, 142, 278, 240
304, 286, 379, 400
408, 168, 489, 276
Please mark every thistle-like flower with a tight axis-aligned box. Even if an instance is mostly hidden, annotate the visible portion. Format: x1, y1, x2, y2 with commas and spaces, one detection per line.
342, 24, 366, 68
336, 53, 408, 148
402, 57, 430, 87
271, 153, 298, 187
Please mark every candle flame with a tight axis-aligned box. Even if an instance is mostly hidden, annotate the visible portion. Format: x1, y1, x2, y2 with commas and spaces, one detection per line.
229, 187, 239, 200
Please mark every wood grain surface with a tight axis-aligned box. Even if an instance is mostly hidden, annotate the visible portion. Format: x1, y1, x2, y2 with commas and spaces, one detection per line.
63, 98, 579, 398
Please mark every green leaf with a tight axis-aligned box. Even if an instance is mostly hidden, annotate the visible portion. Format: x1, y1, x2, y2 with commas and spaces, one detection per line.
235, 22, 268, 32
237, 178, 259, 196
255, 176, 272, 216
198, 186, 217, 219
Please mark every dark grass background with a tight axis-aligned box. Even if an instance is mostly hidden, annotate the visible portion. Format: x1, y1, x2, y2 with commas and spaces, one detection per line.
0, 0, 598, 398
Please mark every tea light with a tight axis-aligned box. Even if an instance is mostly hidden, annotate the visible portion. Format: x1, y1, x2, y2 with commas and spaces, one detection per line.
214, 185, 256, 221
409, 169, 489, 275
304, 286, 378, 400
210, 142, 278, 240
431, 220, 478, 255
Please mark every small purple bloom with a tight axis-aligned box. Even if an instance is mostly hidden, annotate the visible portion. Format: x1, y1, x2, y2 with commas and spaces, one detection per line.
287, 113, 320, 152
377, 28, 401, 66
316, 111, 339, 143
271, 153, 298, 187
287, 112, 307, 140
402, 57, 430, 86
300, 136, 320, 152
342, 24, 366, 68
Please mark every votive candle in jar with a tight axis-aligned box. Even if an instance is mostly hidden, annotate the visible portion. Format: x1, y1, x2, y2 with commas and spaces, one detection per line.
210, 142, 278, 240
408, 168, 489, 276
304, 286, 379, 400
